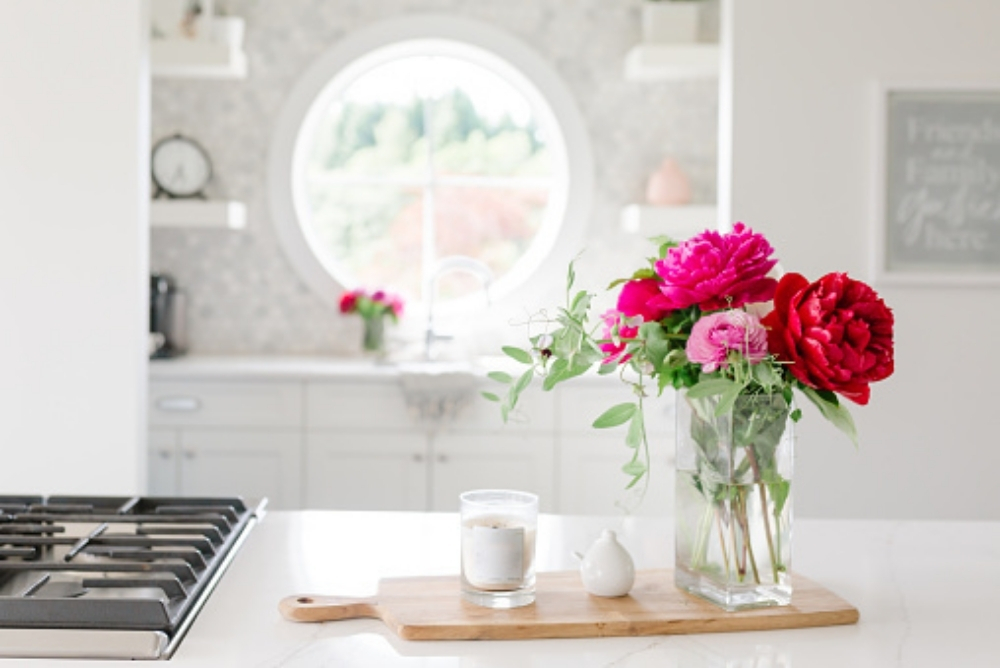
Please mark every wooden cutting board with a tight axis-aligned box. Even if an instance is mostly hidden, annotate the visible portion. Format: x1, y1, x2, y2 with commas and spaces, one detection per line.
278, 569, 858, 640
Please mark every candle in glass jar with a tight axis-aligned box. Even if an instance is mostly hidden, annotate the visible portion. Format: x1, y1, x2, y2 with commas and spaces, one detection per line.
459, 490, 538, 609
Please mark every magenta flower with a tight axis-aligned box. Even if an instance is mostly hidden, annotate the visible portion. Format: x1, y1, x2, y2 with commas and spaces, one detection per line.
616, 277, 671, 323
686, 310, 768, 373
599, 309, 640, 365
650, 222, 779, 312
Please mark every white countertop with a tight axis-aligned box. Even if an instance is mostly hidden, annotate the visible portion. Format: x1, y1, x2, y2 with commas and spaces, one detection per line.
148, 355, 620, 385
4, 511, 997, 667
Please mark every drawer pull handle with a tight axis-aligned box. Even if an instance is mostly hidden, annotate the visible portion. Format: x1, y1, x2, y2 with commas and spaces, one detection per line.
156, 397, 201, 412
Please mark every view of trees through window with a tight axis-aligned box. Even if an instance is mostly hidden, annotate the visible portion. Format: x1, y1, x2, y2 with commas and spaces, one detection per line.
300, 53, 557, 304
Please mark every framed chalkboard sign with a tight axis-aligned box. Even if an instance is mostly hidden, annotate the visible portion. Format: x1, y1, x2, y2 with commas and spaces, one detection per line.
875, 85, 1000, 285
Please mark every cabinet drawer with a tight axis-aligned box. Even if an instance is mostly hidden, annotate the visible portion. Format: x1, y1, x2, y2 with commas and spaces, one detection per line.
149, 381, 302, 428
306, 381, 412, 429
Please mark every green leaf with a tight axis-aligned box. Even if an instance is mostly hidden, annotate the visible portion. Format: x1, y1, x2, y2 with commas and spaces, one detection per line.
625, 410, 645, 449
502, 346, 533, 365
487, 371, 513, 384
769, 478, 791, 516
685, 378, 739, 399
624, 473, 645, 491
504, 369, 535, 417
513, 368, 533, 395
799, 385, 858, 446
714, 381, 745, 416
598, 360, 618, 375
569, 290, 592, 318
606, 277, 628, 291
541, 358, 569, 391
621, 459, 647, 476
481, 391, 500, 402
752, 362, 779, 388
592, 402, 638, 429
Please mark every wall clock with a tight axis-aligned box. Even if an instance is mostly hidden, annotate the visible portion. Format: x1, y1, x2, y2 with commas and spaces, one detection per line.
151, 134, 213, 198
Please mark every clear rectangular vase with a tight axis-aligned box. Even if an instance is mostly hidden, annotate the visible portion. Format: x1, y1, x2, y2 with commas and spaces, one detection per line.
674, 390, 794, 611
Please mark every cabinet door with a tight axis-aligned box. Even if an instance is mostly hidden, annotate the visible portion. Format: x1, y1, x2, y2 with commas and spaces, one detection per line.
430, 433, 555, 513
556, 383, 676, 516
558, 434, 674, 516
148, 428, 179, 496
178, 430, 303, 510
305, 431, 427, 511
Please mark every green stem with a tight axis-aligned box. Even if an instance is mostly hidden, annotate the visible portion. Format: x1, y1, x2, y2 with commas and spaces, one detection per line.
715, 506, 732, 578
744, 446, 780, 584
736, 488, 761, 584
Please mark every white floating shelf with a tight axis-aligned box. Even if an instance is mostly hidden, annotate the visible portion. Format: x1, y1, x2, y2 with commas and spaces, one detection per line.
150, 39, 247, 79
621, 204, 718, 239
624, 44, 719, 81
151, 200, 247, 230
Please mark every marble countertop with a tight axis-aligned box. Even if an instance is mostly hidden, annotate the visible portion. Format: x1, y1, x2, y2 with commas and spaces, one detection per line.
149, 354, 620, 385
3, 511, 997, 667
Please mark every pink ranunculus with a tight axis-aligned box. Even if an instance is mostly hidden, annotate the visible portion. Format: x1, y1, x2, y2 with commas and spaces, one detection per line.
650, 222, 779, 312
599, 309, 639, 365
685, 310, 769, 373
616, 277, 671, 323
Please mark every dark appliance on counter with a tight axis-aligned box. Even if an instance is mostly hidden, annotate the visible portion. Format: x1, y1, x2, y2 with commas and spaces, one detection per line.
150, 273, 187, 359
0, 495, 266, 660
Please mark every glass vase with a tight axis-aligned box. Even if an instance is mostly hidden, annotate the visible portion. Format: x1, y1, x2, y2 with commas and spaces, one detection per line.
674, 389, 794, 611
362, 316, 386, 354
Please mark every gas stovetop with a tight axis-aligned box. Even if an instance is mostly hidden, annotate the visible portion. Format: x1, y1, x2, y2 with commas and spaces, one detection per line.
0, 495, 266, 660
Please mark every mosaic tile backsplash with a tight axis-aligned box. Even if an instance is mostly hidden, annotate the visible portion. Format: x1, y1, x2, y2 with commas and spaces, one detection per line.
151, 0, 719, 356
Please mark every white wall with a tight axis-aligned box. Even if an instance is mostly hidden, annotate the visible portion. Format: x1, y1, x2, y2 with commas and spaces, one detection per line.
722, 0, 1000, 519
0, 1, 149, 495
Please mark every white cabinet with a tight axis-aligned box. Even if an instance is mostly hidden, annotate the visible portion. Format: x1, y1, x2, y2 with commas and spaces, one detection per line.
148, 362, 677, 515
430, 432, 554, 513
303, 381, 556, 512
148, 380, 303, 509
556, 383, 676, 516
305, 431, 426, 511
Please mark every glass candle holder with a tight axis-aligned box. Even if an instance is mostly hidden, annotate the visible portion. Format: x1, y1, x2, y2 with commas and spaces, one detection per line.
459, 489, 538, 609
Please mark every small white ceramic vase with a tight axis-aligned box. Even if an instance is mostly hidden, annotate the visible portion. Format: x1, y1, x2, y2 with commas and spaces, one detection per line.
576, 529, 635, 598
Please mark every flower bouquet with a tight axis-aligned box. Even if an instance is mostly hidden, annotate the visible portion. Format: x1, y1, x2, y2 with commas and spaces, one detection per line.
485, 223, 894, 609
339, 288, 405, 354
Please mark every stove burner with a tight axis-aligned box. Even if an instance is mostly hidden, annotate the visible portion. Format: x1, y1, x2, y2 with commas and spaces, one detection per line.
0, 495, 265, 660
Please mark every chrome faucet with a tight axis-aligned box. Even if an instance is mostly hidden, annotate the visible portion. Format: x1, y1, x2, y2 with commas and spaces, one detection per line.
424, 255, 493, 360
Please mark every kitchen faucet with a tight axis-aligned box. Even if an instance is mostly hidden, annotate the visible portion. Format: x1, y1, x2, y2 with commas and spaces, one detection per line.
424, 255, 493, 360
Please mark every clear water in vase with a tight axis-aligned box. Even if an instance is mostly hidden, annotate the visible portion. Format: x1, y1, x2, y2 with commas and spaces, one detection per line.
674, 391, 794, 611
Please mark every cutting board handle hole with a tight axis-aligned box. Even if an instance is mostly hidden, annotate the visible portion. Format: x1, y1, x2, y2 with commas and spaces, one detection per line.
297, 597, 314, 604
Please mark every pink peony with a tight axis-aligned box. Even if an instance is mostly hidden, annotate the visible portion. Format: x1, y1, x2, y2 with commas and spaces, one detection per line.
686, 310, 769, 373
599, 309, 640, 365
616, 277, 671, 323
650, 222, 779, 312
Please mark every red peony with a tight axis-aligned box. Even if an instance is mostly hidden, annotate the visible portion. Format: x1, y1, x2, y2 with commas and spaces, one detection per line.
650, 222, 779, 312
761, 272, 894, 405
338, 291, 359, 314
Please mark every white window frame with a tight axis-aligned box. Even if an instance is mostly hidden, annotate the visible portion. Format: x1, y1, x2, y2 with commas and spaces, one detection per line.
268, 14, 593, 319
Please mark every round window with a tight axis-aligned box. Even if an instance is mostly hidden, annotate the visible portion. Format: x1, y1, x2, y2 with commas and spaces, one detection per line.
270, 16, 592, 315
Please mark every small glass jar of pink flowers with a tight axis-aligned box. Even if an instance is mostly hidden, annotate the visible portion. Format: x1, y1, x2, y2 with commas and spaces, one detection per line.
338, 288, 405, 356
